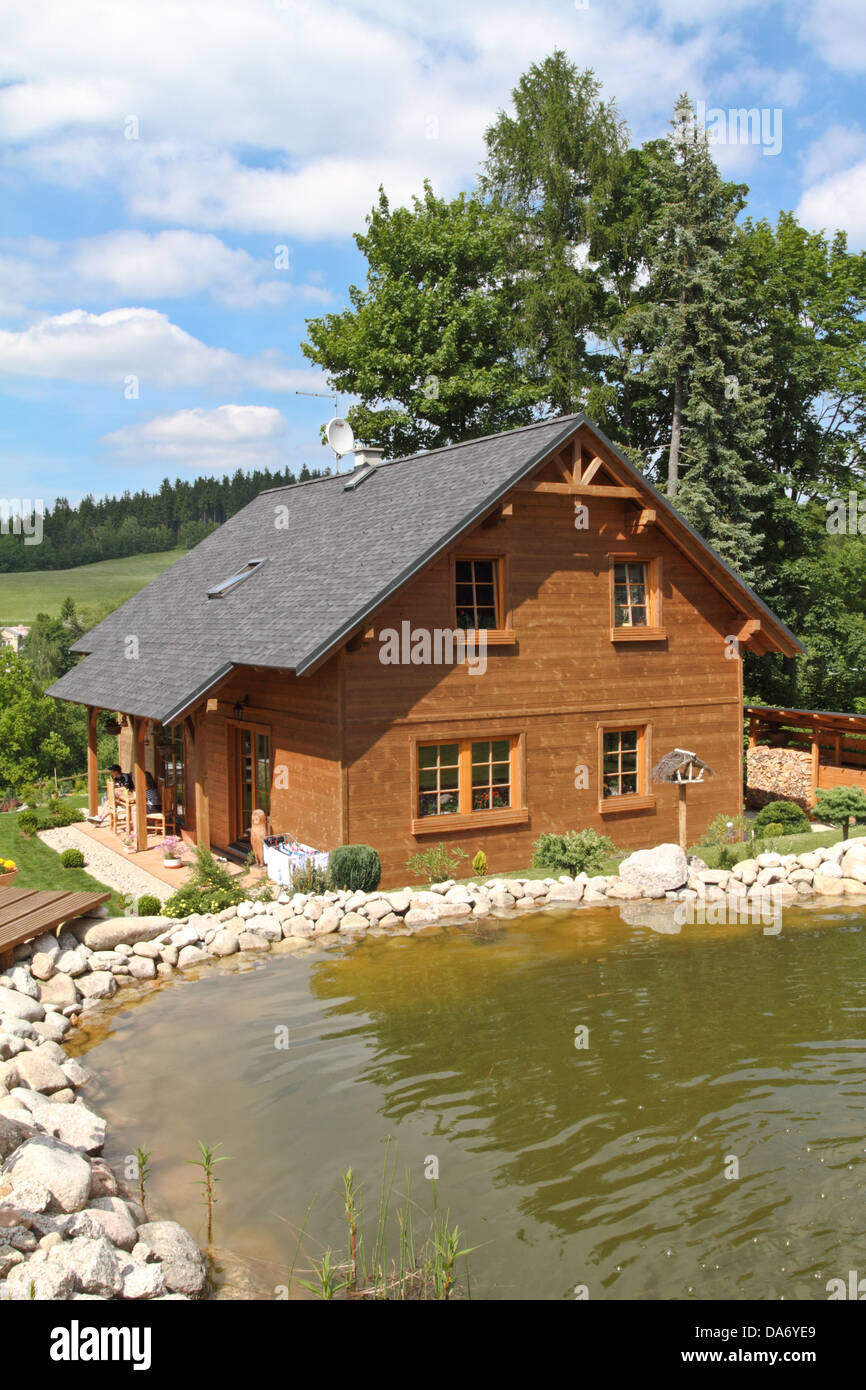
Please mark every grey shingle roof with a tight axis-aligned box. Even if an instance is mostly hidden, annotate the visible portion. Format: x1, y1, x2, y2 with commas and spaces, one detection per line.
48, 411, 801, 724
48, 414, 581, 722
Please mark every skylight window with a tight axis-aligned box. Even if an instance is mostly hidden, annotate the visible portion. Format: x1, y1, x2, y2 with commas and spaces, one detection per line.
207, 559, 265, 599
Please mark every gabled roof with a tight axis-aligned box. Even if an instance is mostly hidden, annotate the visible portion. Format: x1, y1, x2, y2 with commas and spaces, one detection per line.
49, 413, 801, 724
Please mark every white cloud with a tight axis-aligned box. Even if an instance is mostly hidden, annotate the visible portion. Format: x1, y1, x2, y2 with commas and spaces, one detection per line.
0, 229, 332, 314
103, 403, 289, 468
0, 0, 801, 238
0, 307, 322, 391
799, 124, 866, 186
796, 0, 866, 75
797, 160, 866, 245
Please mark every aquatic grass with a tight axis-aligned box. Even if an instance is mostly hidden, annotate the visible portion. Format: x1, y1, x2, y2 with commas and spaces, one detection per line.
134, 1145, 152, 1217
187, 1140, 231, 1255
297, 1143, 474, 1300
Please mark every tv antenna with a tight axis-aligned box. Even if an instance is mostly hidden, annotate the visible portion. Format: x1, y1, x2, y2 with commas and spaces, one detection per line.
295, 388, 355, 471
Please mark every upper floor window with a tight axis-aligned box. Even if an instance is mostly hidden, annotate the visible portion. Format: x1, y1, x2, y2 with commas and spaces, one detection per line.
455, 558, 500, 631
613, 562, 649, 627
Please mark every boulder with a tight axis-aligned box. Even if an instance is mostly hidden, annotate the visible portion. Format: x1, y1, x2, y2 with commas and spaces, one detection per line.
618, 844, 688, 897
4, 1135, 92, 1212
38, 974, 80, 1008
10, 1090, 106, 1153
86, 1197, 138, 1251
55, 948, 89, 977
3, 967, 39, 998
812, 872, 844, 896
314, 911, 341, 936
15, 1051, 69, 1095
339, 912, 368, 932
77, 972, 117, 1001
121, 1258, 167, 1299
236, 932, 270, 952
177, 945, 210, 968
126, 956, 157, 981
207, 927, 239, 957
546, 881, 584, 903
74, 918, 167, 952
5, 1250, 77, 1299
135, 1220, 207, 1296
49, 1233, 124, 1296
0, 992, 44, 1023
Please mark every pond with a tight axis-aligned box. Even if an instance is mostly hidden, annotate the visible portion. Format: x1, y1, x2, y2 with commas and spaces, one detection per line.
68, 903, 866, 1300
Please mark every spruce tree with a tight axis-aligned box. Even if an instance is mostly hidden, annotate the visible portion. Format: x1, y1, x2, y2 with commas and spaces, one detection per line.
638, 95, 773, 586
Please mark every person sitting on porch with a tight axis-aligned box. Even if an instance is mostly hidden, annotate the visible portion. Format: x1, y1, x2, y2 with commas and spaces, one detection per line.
87, 765, 134, 823
144, 771, 162, 812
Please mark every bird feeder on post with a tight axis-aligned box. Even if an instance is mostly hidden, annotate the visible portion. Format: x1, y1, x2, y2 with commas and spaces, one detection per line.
652, 748, 714, 852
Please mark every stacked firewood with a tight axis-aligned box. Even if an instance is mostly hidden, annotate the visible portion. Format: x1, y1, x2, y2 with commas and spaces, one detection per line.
745, 746, 812, 810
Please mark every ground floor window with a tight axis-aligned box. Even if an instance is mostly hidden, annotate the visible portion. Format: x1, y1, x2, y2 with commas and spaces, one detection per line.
415, 735, 520, 828
597, 723, 654, 812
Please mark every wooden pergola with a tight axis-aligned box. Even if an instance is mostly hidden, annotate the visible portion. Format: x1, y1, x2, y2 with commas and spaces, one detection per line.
745, 706, 866, 807
85, 706, 211, 853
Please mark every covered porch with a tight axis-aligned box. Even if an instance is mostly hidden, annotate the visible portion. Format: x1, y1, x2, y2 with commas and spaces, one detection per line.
84, 705, 211, 855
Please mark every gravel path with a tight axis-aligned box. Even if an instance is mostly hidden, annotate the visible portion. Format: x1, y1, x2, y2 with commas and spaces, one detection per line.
38, 826, 173, 902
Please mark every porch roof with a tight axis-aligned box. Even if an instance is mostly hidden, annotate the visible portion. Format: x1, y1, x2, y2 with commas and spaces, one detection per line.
49, 413, 801, 724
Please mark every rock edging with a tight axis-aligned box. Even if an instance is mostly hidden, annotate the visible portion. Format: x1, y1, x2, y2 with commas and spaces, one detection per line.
4, 833, 865, 1299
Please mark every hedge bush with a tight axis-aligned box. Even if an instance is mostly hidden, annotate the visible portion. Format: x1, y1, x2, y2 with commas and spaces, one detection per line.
161, 883, 246, 918
17, 811, 39, 837
753, 800, 810, 836
329, 844, 381, 893
59, 847, 85, 869
136, 894, 162, 917
530, 828, 616, 877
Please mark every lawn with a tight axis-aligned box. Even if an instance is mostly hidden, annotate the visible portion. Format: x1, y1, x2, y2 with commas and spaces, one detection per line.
0, 548, 187, 624
0, 807, 124, 915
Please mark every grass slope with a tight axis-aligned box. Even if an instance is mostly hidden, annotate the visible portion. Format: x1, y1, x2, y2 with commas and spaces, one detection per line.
0, 548, 187, 624
0, 806, 124, 915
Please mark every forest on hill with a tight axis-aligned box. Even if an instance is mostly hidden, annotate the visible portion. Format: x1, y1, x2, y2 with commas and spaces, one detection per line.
0, 462, 327, 574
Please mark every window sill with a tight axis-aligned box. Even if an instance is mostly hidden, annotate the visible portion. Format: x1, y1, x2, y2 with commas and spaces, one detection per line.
597, 794, 656, 815
457, 629, 517, 647
411, 807, 529, 835
609, 627, 667, 643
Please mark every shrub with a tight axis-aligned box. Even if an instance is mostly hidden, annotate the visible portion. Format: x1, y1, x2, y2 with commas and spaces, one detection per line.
758, 821, 784, 840
530, 829, 616, 877
35, 801, 84, 830
136, 894, 162, 917
59, 847, 85, 869
701, 812, 748, 847
753, 800, 810, 836
813, 785, 866, 838
405, 842, 468, 885
329, 844, 381, 893
292, 859, 331, 895
17, 811, 39, 837
161, 884, 245, 918
717, 845, 737, 871
472, 850, 488, 877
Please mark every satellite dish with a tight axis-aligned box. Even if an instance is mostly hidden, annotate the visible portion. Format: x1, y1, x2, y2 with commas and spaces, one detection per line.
326, 417, 355, 458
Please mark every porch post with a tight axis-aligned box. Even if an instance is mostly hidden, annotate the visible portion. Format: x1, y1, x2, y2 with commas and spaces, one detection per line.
194, 709, 211, 849
133, 718, 148, 851
678, 782, 687, 852
747, 717, 757, 751
810, 723, 820, 808
86, 706, 99, 817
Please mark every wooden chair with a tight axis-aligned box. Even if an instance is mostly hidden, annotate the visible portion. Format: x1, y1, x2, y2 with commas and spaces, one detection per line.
145, 796, 166, 840
105, 779, 130, 835
161, 782, 177, 835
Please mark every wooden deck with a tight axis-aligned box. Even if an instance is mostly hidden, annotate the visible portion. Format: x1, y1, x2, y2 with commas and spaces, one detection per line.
0, 886, 111, 969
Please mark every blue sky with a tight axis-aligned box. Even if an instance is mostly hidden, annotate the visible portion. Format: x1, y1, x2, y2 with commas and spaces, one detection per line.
1, 0, 864, 508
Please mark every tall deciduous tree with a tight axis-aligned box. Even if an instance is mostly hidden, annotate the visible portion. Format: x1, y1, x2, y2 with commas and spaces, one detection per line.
302, 183, 540, 456
479, 53, 627, 414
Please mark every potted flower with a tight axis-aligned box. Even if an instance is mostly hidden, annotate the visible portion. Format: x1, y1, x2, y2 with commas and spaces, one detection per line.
0, 857, 17, 886
104, 718, 122, 736
158, 836, 185, 869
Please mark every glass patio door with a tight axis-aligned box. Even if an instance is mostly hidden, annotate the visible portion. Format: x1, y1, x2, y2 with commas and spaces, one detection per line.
234, 725, 271, 842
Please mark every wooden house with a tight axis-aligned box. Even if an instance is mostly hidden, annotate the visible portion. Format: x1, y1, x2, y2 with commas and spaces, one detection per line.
49, 414, 801, 885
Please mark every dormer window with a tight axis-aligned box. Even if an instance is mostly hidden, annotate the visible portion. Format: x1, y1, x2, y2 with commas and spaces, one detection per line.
207, 560, 265, 599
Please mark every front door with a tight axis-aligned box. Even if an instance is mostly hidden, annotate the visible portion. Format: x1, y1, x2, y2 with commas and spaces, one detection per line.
230, 723, 271, 850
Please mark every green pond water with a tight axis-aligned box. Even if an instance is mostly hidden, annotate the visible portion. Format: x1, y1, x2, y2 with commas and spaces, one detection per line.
70, 903, 866, 1300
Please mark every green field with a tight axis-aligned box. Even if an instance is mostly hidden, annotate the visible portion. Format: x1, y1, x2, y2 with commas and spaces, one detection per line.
0, 548, 187, 624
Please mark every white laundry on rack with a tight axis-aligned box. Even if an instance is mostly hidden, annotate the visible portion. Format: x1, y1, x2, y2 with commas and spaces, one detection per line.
263, 836, 330, 887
